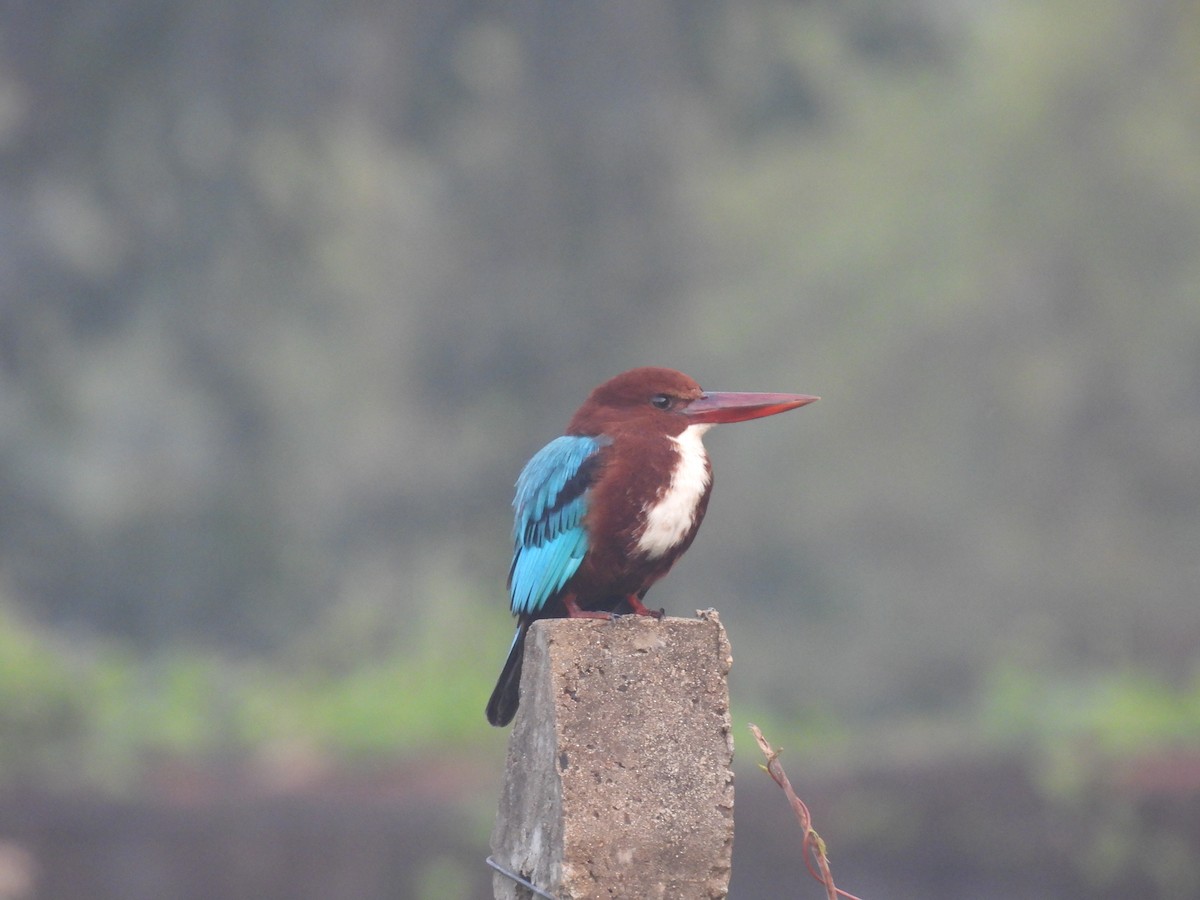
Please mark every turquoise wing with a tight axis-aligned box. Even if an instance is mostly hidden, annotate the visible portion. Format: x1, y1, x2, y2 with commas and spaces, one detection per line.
508, 435, 604, 616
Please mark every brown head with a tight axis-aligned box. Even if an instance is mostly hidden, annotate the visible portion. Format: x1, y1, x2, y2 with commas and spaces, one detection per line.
566, 366, 818, 437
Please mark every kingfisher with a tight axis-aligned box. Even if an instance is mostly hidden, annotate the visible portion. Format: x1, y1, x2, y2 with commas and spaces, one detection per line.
485, 366, 818, 727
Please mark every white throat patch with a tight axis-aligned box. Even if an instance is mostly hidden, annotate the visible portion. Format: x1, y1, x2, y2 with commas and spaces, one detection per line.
636, 424, 712, 558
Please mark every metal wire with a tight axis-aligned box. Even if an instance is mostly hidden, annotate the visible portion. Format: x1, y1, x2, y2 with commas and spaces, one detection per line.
484, 856, 560, 900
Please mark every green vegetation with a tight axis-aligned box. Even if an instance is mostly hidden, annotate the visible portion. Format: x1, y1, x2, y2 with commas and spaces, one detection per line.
0, 602, 498, 790
0, 0, 1198, 799
982, 663, 1200, 758
11, 577, 1197, 794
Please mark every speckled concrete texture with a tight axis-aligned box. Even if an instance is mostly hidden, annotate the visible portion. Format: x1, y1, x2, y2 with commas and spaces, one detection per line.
491, 611, 734, 899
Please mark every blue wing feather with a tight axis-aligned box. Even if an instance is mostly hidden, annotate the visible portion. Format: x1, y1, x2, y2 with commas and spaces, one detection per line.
508, 435, 604, 616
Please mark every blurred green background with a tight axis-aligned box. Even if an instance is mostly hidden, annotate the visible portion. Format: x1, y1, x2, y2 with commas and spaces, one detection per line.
1, 0, 1198, 897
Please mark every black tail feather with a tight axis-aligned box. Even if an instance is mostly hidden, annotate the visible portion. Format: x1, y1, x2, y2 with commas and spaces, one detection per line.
486, 622, 528, 727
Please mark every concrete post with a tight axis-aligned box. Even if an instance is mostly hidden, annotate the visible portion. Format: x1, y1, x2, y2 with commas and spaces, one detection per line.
490, 611, 735, 899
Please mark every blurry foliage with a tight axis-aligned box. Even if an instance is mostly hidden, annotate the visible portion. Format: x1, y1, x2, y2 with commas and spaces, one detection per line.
982, 663, 1200, 763
980, 662, 1200, 896
0, 604, 88, 780
0, 597, 495, 789
0, 0, 1199, 779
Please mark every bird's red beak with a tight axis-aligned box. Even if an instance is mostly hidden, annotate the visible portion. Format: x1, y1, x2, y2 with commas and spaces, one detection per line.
684, 391, 819, 425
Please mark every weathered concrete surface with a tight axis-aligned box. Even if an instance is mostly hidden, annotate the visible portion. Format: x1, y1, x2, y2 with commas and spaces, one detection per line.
490, 611, 734, 900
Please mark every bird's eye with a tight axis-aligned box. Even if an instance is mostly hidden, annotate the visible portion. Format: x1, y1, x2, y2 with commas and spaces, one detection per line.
650, 394, 673, 410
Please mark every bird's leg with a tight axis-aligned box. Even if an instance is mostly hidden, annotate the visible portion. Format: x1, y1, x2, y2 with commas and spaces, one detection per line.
562, 593, 613, 620
624, 593, 665, 619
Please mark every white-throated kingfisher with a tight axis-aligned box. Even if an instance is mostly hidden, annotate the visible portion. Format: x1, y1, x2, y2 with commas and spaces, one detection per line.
486, 366, 818, 727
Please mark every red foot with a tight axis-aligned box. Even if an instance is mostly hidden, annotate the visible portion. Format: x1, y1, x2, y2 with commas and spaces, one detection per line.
563, 594, 614, 620
625, 594, 664, 619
